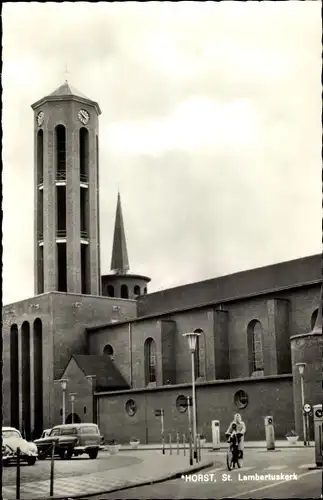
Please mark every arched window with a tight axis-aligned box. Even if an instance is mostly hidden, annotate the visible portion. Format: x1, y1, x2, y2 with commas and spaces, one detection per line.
144, 287, 147, 295
37, 130, 44, 184
79, 127, 89, 182
247, 320, 264, 375
107, 285, 115, 297
55, 125, 66, 177
103, 344, 114, 359
144, 338, 157, 385
311, 309, 318, 330
121, 284, 129, 299
33, 318, 43, 437
134, 285, 140, 296
10, 324, 19, 429
193, 328, 203, 379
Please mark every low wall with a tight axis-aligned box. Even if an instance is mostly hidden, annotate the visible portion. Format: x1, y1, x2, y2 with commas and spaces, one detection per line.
97, 375, 294, 443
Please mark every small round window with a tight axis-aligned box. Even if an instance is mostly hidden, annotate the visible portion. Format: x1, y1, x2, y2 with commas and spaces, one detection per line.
176, 395, 188, 413
125, 399, 137, 417
234, 390, 248, 409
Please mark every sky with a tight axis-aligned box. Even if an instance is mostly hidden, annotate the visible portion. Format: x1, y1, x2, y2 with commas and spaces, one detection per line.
2, 1, 322, 305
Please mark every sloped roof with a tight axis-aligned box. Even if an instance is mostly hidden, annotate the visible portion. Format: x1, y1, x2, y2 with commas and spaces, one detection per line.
73, 355, 130, 391
49, 82, 91, 100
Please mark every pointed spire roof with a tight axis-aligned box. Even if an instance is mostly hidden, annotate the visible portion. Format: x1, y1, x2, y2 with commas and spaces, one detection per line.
31, 81, 101, 115
311, 286, 322, 334
49, 81, 91, 100
110, 192, 130, 274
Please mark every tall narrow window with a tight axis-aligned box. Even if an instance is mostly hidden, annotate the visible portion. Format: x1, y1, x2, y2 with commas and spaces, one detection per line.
247, 320, 264, 375
144, 338, 157, 385
33, 318, 43, 438
37, 130, 44, 184
81, 244, 89, 294
37, 190, 44, 241
21, 321, 31, 440
56, 186, 66, 238
80, 188, 89, 239
121, 285, 129, 299
10, 324, 19, 429
194, 335, 201, 379
57, 243, 67, 292
134, 285, 140, 296
96, 134, 101, 295
37, 245, 44, 294
107, 285, 115, 297
56, 125, 66, 179
79, 128, 89, 182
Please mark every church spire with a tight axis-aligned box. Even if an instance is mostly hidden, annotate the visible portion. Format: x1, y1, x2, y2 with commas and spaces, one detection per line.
110, 192, 130, 274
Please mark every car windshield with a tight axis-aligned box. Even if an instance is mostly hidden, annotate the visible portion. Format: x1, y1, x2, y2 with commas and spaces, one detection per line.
3, 430, 21, 439
79, 426, 99, 434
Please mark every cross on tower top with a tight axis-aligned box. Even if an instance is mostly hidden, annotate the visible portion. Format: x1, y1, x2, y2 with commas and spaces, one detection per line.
63, 64, 70, 83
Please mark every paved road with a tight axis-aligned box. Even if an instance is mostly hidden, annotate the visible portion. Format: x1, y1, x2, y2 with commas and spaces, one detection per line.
2, 452, 141, 486
81, 448, 321, 499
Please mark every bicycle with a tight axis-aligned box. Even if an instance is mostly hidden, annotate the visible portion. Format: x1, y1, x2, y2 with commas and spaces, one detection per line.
226, 430, 243, 471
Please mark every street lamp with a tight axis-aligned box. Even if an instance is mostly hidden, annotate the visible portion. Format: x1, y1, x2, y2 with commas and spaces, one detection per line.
183, 331, 201, 463
296, 362, 307, 446
59, 379, 68, 425
69, 393, 77, 424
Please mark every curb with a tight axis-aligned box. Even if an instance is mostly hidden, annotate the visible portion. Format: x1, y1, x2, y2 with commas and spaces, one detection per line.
30, 460, 215, 500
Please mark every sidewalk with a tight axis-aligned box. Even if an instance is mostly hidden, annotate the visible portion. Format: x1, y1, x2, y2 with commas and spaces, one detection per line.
118, 440, 314, 451
2, 450, 215, 500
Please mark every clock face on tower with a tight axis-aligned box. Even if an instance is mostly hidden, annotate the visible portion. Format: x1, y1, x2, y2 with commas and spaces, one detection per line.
78, 109, 90, 125
37, 111, 44, 126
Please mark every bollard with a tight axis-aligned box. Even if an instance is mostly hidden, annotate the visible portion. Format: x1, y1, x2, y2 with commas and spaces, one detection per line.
189, 430, 193, 466
16, 447, 21, 500
313, 404, 323, 467
183, 433, 186, 456
197, 433, 201, 462
264, 416, 275, 451
169, 433, 172, 455
50, 442, 56, 497
176, 432, 180, 455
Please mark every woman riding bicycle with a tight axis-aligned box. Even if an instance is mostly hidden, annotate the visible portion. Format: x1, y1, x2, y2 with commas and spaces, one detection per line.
225, 413, 246, 459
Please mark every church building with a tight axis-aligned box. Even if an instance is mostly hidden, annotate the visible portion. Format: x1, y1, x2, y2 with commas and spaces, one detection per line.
2, 83, 322, 444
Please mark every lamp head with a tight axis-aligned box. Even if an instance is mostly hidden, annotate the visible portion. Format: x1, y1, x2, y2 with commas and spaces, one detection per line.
182, 331, 201, 352
296, 362, 306, 376
60, 379, 68, 390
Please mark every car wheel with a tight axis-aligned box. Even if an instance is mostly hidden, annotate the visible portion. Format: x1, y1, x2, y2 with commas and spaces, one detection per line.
27, 457, 37, 466
88, 449, 98, 459
38, 453, 47, 460
66, 451, 73, 460
58, 450, 66, 460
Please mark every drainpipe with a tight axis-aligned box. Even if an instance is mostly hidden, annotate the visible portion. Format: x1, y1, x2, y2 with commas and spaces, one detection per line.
129, 322, 133, 387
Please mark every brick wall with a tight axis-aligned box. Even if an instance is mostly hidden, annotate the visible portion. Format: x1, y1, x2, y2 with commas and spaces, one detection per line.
96, 376, 293, 443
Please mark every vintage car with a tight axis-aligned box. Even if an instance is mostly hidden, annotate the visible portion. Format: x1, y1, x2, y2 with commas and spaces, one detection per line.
2, 427, 38, 465
35, 423, 102, 460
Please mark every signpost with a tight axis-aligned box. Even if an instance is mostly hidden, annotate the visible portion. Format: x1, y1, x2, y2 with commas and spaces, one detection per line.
155, 409, 165, 454
187, 396, 193, 466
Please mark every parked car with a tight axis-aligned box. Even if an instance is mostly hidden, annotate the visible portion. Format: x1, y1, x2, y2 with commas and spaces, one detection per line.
2, 427, 38, 466
35, 423, 102, 460
34, 428, 51, 441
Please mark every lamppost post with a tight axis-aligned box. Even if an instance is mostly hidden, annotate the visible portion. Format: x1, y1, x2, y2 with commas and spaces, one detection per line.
296, 363, 307, 446
59, 379, 68, 425
69, 393, 77, 423
183, 331, 201, 463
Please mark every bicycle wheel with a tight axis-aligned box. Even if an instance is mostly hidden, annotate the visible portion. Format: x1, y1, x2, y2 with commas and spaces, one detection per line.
226, 450, 234, 471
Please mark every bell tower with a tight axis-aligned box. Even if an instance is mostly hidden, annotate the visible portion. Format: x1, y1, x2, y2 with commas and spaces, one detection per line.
31, 81, 102, 295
